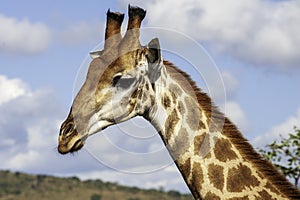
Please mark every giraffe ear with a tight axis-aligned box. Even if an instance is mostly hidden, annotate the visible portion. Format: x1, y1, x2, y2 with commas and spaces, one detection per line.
147, 38, 161, 63
89, 50, 104, 59
146, 38, 162, 83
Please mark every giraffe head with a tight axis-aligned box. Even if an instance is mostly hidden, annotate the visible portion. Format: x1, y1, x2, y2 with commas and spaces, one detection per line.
58, 6, 162, 154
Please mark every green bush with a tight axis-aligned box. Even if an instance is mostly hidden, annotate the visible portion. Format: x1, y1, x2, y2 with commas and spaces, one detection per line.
168, 190, 181, 197
90, 193, 102, 200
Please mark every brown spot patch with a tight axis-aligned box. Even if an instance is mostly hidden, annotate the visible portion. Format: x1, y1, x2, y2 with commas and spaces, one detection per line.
193, 133, 206, 156
130, 88, 139, 99
171, 128, 189, 158
185, 97, 201, 131
145, 83, 149, 90
162, 94, 171, 109
178, 158, 191, 179
205, 192, 221, 200
192, 162, 204, 193
214, 139, 238, 162
257, 190, 273, 199
164, 109, 179, 141
265, 182, 281, 196
198, 120, 206, 130
137, 88, 143, 100
227, 164, 260, 192
208, 163, 224, 191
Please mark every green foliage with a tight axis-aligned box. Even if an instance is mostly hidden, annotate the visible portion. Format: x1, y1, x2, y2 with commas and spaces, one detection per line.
90, 193, 102, 200
168, 190, 181, 197
259, 126, 300, 187
0, 170, 192, 200
37, 175, 46, 184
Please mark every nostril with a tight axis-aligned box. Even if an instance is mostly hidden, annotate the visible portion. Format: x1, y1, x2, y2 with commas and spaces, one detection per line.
62, 123, 74, 136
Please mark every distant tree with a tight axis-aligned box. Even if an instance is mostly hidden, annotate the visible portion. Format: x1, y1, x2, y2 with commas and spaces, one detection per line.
167, 190, 181, 197
90, 194, 102, 200
158, 185, 165, 192
37, 175, 46, 184
15, 172, 20, 177
259, 126, 300, 187
70, 176, 80, 182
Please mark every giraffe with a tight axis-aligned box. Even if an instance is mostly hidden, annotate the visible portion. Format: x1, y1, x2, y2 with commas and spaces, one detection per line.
58, 6, 300, 200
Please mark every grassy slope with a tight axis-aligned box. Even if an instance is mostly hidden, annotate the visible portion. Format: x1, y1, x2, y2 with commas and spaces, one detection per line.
0, 170, 192, 200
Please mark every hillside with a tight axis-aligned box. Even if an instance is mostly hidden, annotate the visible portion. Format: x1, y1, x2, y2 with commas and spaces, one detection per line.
0, 170, 192, 200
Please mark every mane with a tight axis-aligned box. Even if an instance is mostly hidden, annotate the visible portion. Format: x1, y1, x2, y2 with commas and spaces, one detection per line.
163, 60, 300, 199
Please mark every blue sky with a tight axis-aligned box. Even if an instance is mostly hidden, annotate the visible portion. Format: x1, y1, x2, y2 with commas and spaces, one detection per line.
0, 0, 300, 193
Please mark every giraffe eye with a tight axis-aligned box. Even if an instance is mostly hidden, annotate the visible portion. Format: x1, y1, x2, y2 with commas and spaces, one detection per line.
112, 75, 122, 87
112, 75, 135, 89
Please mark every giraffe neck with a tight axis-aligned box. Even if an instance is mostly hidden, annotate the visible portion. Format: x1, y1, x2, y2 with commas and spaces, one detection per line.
145, 61, 299, 199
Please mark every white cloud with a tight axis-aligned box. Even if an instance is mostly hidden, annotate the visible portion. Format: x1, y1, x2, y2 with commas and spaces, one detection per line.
0, 14, 50, 54
7, 150, 40, 169
252, 107, 300, 147
0, 75, 30, 105
120, 0, 300, 69
0, 75, 63, 171
223, 101, 250, 134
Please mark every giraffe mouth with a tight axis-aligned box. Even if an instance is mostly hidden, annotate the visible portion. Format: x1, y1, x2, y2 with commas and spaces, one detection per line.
69, 138, 84, 153
58, 135, 86, 154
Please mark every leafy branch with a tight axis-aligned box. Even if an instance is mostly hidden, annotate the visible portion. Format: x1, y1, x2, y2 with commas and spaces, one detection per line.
259, 126, 300, 187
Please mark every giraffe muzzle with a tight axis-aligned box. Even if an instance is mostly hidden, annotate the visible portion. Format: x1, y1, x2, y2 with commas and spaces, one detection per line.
58, 122, 85, 154
58, 134, 85, 154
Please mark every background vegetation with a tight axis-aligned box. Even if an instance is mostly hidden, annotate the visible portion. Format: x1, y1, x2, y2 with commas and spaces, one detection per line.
259, 126, 300, 188
0, 170, 192, 200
